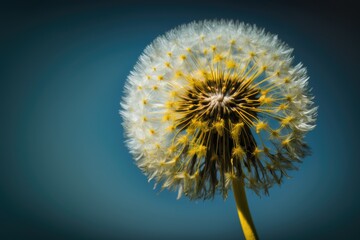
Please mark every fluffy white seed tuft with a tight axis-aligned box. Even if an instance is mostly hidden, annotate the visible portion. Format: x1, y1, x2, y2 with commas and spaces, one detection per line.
120, 20, 317, 199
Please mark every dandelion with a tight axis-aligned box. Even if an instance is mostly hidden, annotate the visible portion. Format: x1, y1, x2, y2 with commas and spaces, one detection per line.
120, 20, 317, 239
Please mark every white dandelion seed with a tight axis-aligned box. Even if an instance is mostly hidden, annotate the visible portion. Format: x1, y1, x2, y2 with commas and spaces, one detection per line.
120, 20, 317, 239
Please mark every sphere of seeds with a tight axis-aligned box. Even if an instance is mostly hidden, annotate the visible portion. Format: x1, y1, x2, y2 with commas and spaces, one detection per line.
120, 20, 317, 200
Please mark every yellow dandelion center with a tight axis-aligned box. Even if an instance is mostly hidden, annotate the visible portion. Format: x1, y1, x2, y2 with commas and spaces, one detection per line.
169, 72, 265, 194
180, 78, 260, 124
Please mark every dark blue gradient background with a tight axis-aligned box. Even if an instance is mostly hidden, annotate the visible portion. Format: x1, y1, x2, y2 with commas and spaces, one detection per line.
1, 1, 359, 239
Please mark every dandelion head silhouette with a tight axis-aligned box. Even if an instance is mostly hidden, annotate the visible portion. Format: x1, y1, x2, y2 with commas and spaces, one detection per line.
120, 20, 317, 201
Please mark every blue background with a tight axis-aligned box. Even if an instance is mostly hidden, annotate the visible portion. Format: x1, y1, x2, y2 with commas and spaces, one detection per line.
1, 1, 359, 239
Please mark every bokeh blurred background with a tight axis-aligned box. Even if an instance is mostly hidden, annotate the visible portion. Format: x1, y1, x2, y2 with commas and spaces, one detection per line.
1, 1, 359, 239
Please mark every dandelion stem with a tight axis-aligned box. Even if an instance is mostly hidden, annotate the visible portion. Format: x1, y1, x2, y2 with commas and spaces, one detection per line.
232, 177, 258, 240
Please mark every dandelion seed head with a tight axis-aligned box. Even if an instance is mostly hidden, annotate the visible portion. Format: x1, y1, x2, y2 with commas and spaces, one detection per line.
120, 20, 317, 200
